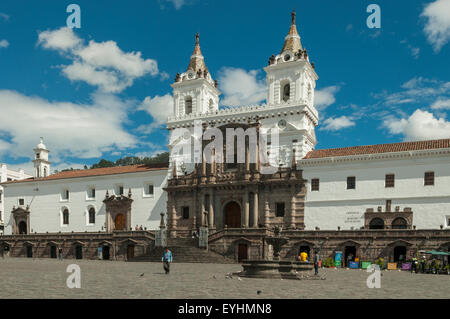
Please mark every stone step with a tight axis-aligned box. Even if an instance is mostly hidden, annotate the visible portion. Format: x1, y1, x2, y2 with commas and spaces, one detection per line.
130, 245, 236, 264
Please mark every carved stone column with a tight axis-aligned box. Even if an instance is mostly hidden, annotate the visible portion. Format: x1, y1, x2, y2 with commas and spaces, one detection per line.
252, 191, 259, 228
243, 190, 249, 228
200, 191, 206, 227
264, 193, 270, 227
208, 191, 214, 229
170, 203, 177, 238
289, 194, 296, 229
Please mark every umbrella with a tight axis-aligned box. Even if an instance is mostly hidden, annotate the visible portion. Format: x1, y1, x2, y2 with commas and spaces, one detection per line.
424, 250, 450, 256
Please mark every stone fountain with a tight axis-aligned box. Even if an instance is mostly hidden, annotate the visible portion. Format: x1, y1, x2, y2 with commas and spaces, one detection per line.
237, 227, 314, 280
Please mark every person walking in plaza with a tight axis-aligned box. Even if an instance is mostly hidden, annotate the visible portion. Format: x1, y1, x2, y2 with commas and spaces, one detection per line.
411, 256, 418, 273
314, 250, 319, 276
162, 248, 173, 274
58, 248, 63, 260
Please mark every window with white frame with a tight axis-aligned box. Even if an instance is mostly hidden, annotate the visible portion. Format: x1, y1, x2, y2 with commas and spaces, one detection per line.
144, 183, 154, 197
18, 198, 25, 206
61, 189, 69, 201
446, 216, 450, 228
115, 184, 124, 196
87, 186, 96, 200
62, 208, 69, 226
88, 207, 95, 225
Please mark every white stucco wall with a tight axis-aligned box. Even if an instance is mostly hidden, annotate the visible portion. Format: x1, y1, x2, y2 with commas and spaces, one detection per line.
2, 169, 168, 235
302, 153, 450, 230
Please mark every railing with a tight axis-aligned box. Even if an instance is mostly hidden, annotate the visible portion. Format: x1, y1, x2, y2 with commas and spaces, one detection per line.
167, 100, 316, 123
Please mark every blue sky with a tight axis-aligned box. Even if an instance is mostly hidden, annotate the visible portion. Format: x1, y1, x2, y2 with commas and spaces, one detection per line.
0, 0, 449, 174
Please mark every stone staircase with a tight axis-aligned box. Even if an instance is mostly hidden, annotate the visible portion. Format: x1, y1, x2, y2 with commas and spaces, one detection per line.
130, 237, 236, 264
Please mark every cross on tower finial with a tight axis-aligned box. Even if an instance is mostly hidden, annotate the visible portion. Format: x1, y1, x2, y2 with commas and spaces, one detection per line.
195, 32, 199, 44
291, 10, 296, 25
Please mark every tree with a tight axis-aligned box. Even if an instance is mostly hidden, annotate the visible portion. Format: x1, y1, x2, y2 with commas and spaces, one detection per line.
89, 152, 169, 169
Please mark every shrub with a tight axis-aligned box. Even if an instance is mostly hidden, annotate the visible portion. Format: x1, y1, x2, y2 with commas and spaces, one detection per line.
323, 257, 335, 268
375, 257, 384, 269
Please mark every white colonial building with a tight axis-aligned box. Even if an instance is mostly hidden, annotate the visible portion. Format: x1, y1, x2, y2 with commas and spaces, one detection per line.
1, 140, 168, 235
165, 11, 450, 235
0, 164, 32, 232
1, 11, 449, 244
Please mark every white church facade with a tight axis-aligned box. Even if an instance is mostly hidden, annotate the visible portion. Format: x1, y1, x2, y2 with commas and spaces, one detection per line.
0, 11, 449, 262
1, 139, 168, 235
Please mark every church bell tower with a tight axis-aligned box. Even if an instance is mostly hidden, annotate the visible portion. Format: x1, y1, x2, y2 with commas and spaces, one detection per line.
32, 137, 51, 178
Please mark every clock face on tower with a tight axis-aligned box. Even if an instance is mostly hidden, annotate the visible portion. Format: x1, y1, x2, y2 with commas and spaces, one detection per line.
278, 119, 287, 129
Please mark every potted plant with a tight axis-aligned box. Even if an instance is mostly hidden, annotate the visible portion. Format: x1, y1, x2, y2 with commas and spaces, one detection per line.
323, 257, 335, 268
375, 257, 385, 270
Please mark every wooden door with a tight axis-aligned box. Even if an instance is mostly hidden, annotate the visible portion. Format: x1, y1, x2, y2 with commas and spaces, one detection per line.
238, 243, 248, 262
127, 245, 135, 260
225, 202, 241, 228
115, 214, 126, 231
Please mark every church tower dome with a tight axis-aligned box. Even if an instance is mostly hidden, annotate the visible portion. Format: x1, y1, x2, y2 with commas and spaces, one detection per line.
171, 33, 220, 117
32, 137, 51, 178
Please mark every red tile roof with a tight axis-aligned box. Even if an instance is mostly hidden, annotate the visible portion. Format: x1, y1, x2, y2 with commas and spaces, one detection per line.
303, 138, 450, 159
1, 163, 169, 185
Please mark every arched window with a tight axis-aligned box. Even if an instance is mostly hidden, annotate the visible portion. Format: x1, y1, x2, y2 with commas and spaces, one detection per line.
307, 84, 312, 101
209, 98, 214, 112
185, 97, 192, 115
89, 207, 95, 224
369, 218, 384, 229
63, 209, 69, 225
36, 167, 40, 178
282, 83, 290, 102
392, 217, 407, 229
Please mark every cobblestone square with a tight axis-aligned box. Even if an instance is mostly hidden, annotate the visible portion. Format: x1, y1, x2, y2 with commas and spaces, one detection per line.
0, 258, 449, 299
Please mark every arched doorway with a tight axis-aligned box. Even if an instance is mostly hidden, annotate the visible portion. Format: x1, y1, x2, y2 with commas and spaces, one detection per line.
18, 221, 27, 234
224, 201, 241, 228
344, 246, 356, 266
392, 217, 407, 229
299, 246, 311, 261
369, 218, 384, 229
127, 245, 135, 260
394, 246, 406, 262
102, 246, 110, 260
75, 245, 83, 259
237, 243, 248, 262
115, 214, 126, 231
26, 245, 33, 258
50, 246, 57, 259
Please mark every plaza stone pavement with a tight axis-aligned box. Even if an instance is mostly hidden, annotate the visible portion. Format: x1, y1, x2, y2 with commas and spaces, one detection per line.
0, 258, 449, 299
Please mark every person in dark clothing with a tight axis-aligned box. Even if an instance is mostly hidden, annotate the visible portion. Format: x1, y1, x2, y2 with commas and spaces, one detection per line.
162, 249, 173, 274
314, 251, 319, 275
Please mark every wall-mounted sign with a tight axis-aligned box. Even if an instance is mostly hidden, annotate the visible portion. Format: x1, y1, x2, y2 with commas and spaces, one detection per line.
344, 212, 364, 224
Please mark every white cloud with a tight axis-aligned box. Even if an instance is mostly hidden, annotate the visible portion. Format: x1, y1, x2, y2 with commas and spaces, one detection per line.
431, 98, 450, 109
0, 13, 9, 21
383, 109, 450, 141
0, 39, 9, 48
218, 68, 266, 106
38, 27, 82, 52
166, 0, 187, 10
0, 90, 137, 161
314, 86, 339, 109
322, 116, 355, 131
137, 94, 174, 133
421, 0, 450, 52
376, 77, 450, 107
38, 27, 161, 93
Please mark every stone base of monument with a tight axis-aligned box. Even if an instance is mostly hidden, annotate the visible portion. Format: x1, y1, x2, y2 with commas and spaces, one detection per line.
236, 260, 316, 280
